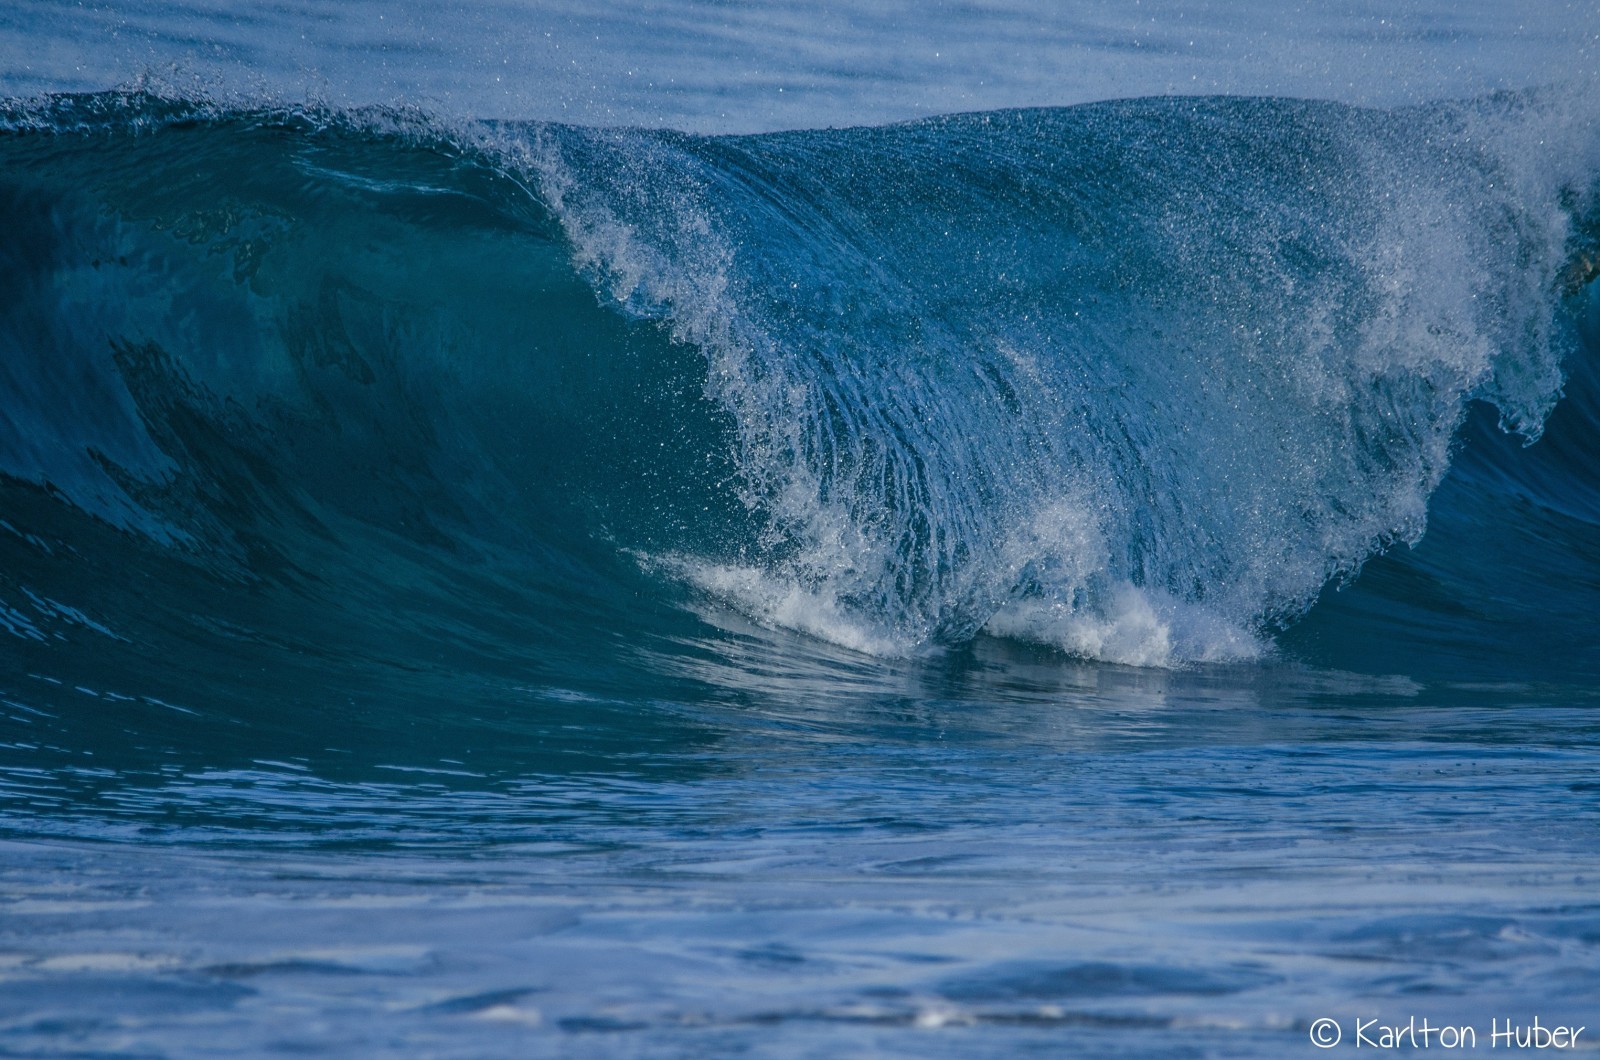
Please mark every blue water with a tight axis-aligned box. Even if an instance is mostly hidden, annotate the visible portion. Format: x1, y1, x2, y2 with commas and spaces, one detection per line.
3, 4, 1600, 1057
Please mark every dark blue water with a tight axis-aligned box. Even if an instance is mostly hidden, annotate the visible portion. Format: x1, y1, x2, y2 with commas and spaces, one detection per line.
4, 7, 1600, 1057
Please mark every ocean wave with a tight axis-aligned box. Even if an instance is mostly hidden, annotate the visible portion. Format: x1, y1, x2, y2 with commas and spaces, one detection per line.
2, 89, 1598, 679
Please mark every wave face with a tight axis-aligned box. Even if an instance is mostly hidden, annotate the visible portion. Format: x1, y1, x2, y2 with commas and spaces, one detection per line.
2, 90, 1599, 691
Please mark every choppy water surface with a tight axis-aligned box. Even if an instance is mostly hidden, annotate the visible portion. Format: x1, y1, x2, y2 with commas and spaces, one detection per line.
3, 3, 1600, 1056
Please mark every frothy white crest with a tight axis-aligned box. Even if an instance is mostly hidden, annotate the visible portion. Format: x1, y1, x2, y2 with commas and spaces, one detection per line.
651, 554, 915, 658
986, 585, 1266, 669
982, 498, 1260, 668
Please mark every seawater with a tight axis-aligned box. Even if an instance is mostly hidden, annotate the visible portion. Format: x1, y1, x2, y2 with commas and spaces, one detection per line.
2, 3, 1600, 1057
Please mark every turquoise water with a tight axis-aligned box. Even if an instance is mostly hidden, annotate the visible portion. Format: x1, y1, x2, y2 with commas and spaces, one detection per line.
3, 5, 1600, 1057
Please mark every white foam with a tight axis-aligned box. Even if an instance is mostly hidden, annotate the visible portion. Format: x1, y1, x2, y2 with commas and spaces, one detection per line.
658, 555, 915, 657
986, 583, 1266, 669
